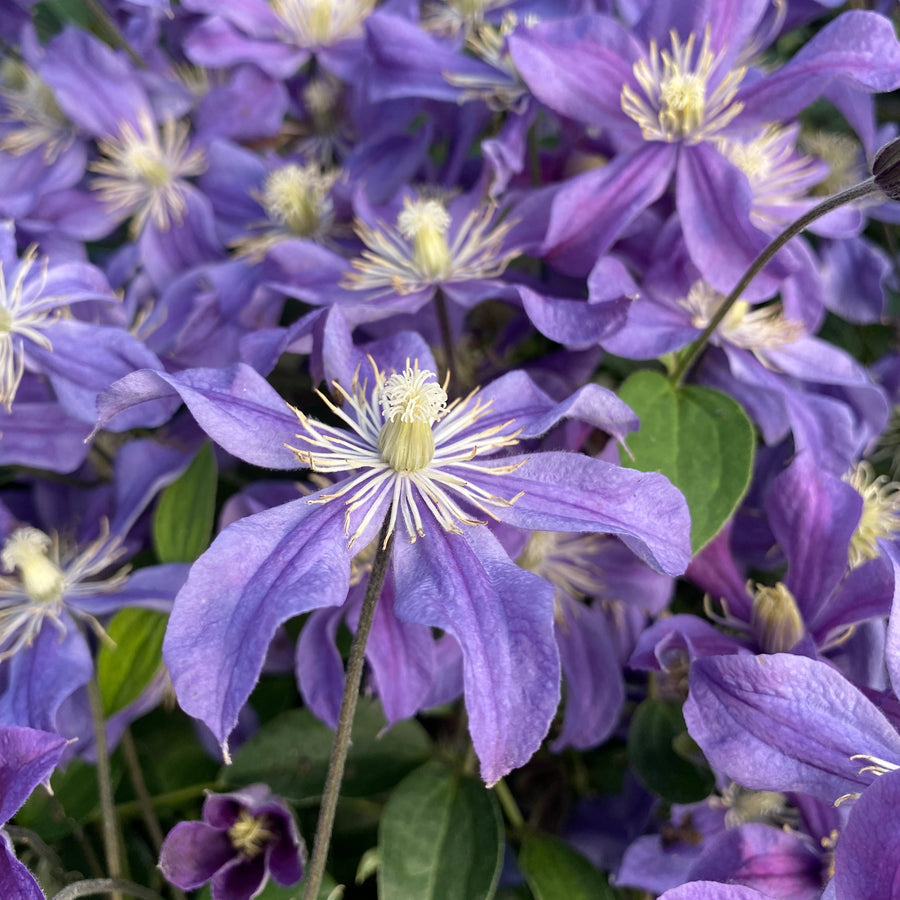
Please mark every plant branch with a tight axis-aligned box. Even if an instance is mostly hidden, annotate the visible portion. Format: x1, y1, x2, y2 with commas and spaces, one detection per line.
302, 511, 395, 900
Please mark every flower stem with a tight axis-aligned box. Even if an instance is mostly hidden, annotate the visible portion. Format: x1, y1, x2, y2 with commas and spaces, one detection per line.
51, 878, 163, 900
669, 177, 879, 388
302, 512, 395, 900
493, 779, 525, 835
87, 676, 123, 900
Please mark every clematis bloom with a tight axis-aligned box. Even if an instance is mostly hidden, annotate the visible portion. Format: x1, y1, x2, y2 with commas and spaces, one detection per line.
125, 331, 691, 784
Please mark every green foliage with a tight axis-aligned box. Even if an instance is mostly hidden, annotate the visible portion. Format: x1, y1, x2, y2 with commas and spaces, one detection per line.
378, 762, 503, 900
519, 830, 616, 900
618, 371, 755, 554
152, 443, 218, 563
627, 698, 715, 803
96, 608, 168, 717
222, 700, 432, 801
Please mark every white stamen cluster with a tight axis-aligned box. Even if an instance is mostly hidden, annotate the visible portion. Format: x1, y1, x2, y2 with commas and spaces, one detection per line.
270, 0, 374, 48
518, 531, 608, 600
344, 195, 518, 295
286, 357, 524, 546
0, 246, 59, 411
0, 524, 129, 663
621, 27, 745, 144
680, 281, 804, 353
236, 163, 339, 258
844, 461, 900, 568
421, 0, 508, 37
0, 60, 73, 162
227, 810, 275, 860
716, 125, 823, 227
91, 109, 207, 235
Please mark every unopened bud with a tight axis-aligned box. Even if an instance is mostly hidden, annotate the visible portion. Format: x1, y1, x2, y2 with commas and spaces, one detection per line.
872, 136, 900, 201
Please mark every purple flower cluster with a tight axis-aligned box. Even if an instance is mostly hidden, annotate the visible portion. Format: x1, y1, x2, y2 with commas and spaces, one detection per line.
0, 0, 898, 898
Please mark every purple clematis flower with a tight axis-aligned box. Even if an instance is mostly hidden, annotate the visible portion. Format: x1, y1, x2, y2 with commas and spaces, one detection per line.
509, 5, 900, 290
0, 725, 67, 899
102, 328, 691, 783
159, 784, 305, 900
684, 653, 900, 897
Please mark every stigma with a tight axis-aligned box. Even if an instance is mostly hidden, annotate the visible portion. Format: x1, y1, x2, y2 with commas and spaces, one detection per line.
1, 528, 65, 604
377, 362, 448, 472
621, 27, 745, 144
90, 109, 207, 235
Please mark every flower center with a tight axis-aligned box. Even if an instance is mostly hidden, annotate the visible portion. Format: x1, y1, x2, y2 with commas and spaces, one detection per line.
227, 810, 275, 860
261, 163, 335, 237
750, 581, 804, 654
377, 363, 447, 472
681, 282, 803, 352
90, 110, 207, 235
621, 27, 745, 144
1, 527, 65, 604
270, 0, 373, 47
397, 198, 453, 281
844, 462, 900, 568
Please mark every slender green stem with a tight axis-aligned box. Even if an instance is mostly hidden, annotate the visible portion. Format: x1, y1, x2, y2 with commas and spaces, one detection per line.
493, 779, 525, 834
120, 730, 188, 900
51, 878, 163, 900
669, 177, 880, 387
302, 512, 395, 900
87, 678, 123, 900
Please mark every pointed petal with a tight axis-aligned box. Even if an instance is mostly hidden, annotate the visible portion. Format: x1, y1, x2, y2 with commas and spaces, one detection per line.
393, 514, 559, 785
553, 595, 624, 750
0, 841, 46, 900
483, 453, 691, 576
685, 653, 900, 802
0, 726, 67, 823
163, 496, 353, 747
96, 364, 301, 468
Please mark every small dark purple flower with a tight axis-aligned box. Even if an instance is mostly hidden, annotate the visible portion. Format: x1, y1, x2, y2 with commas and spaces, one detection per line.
159, 784, 305, 900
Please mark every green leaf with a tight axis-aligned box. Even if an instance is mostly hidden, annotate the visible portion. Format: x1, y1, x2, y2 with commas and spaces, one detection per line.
378, 762, 503, 900
97, 608, 168, 717
618, 371, 755, 553
627, 698, 715, 803
519, 830, 614, 900
222, 700, 431, 800
152, 443, 217, 563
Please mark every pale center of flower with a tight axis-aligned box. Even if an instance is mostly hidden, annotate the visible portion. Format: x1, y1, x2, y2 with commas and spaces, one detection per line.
397, 198, 453, 280
621, 27, 745, 144
749, 581, 804, 654
270, 0, 373, 47
681, 282, 803, 351
844, 462, 900, 568
377, 363, 447, 472
227, 810, 275, 860
262, 163, 334, 237
1, 527, 65, 604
